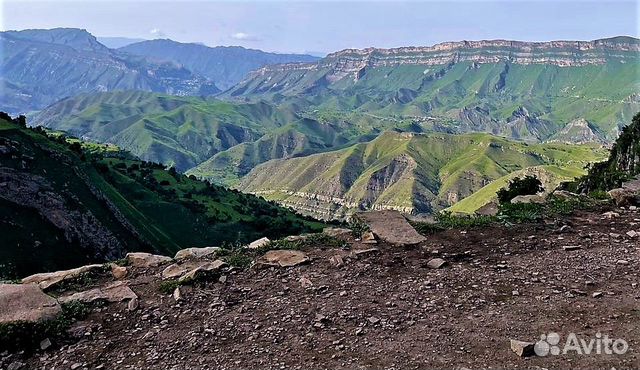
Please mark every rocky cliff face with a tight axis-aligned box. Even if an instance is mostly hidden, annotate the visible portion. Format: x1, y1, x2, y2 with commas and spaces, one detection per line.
249, 37, 639, 78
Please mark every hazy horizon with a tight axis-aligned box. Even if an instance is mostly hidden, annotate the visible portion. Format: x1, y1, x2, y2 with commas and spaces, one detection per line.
2, 0, 638, 54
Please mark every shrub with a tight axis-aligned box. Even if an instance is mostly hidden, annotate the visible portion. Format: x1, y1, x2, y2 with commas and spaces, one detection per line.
348, 217, 370, 238
496, 175, 544, 204
498, 203, 544, 223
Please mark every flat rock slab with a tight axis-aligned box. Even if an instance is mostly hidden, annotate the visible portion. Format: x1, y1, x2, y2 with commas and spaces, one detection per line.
174, 247, 221, 261
162, 259, 225, 280
58, 281, 137, 304
0, 283, 61, 324
262, 250, 309, 267
356, 210, 426, 246
22, 264, 105, 290
126, 252, 172, 268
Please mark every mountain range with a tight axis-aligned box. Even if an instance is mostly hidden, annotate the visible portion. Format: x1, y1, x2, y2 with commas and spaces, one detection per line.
225, 37, 640, 142
11, 30, 640, 219
0, 28, 318, 114
119, 39, 319, 90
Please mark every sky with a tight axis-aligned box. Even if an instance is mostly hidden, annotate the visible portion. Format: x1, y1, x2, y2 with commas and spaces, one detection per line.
1, 0, 638, 55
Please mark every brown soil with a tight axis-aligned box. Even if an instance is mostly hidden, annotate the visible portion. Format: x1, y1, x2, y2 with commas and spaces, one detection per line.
5, 207, 640, 370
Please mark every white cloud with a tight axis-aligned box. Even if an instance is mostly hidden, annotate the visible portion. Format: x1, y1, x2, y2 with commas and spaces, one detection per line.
149, 28, 166, 38
230, 32, 260, 41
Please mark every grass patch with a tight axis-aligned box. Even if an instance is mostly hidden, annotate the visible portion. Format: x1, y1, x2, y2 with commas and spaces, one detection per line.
412, 211, 496, 235
0, 301, 91, 352
158, 280, 182, 295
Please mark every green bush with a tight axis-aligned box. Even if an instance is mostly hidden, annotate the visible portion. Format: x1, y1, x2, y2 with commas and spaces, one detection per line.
348, 218, 370, 238
498, 203, 544, 223
496, 175, 544, 204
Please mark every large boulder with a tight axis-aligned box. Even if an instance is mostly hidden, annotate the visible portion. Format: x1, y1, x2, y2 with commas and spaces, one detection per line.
126, 252, 172, 268
356, 210, 426, 246
261, 250, 309, 267
22, 264, 105, 290
58, 281, 137, 304
0, 283, 61, 324
174, 247, 220, 261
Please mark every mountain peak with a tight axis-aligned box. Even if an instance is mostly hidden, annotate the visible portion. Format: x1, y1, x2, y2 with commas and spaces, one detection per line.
2, 27, 109, 53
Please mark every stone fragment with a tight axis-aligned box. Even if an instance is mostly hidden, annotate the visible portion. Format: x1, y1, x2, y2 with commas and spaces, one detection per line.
58, 281, 137, 304
173, 287, 182, 301
510, 339, 535, 357
22, 264, 105, 290
174, 247, 220, 261
126, 252, 172, 268
179, 260, 226, 282
110, 265, 128, 280
246, 237, 270, 249
39, 338, 52, 350
510, 195, 545, 204
262, 250, 309, 267
602, 211, 620, 219
426, 258, 447, 269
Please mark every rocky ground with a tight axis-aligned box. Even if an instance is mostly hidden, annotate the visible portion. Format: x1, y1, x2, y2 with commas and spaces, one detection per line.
2, 206, 640, 370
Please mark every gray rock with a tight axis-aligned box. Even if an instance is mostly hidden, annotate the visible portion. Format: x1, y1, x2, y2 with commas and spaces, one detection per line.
22, 264, 105, 290
39, 338, 52, 350
510, 194, 545, 204
246, 237, 271, 249
426, 258, 447, 269
0, 283, 61, 324
174, 247, 220, 261
58, 281, 137, 304
261, 250, 309, 268
126, 252, 172, 268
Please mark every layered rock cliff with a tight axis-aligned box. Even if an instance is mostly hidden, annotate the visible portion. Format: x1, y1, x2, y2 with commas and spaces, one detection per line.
247, 36, 640, 78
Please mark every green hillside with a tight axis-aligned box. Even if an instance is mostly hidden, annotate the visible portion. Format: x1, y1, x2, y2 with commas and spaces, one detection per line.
0, 115, 322, 278
238, 131, 607, 219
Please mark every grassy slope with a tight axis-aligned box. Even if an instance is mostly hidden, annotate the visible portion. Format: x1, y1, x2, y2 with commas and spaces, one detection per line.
0, 119, 323, 278
225, 59, 640, 141
238, 131, 607, 218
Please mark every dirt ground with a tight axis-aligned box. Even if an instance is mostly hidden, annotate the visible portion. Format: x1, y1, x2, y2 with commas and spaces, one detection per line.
5, 206, 640, 370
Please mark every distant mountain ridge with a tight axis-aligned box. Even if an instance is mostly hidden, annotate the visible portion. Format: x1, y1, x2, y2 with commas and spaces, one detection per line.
224, 36, 640, 142
119, 39, 319, 90
0, 28, 218, 114
0, 28, 319, 114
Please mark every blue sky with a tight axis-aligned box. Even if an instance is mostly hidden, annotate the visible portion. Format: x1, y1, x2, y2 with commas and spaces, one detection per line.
2, 0, 638, 54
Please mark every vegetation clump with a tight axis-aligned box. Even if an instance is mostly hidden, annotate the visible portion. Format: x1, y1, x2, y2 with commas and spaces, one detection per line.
578, 112, 640, 192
